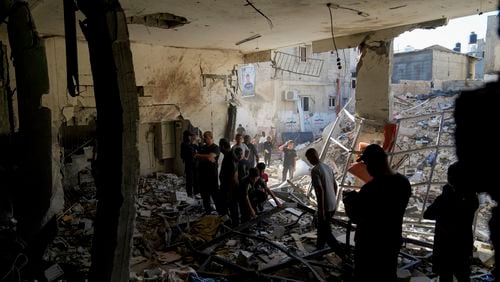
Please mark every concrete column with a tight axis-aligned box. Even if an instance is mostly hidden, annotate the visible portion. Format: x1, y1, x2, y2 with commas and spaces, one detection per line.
355, 40, 393, 123
6, 1, 52, 244
78, 0, 139, 280
0, 43, 10, 135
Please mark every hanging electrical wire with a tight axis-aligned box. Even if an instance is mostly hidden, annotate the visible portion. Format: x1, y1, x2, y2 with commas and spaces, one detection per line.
244, 0, 273, 29
327, 3, 342, 69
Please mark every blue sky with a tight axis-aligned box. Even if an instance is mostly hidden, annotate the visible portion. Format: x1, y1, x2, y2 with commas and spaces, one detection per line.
394, 11, 499, 52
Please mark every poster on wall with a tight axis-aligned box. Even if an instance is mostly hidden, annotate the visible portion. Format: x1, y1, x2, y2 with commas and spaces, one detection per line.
239, 64, 255, 97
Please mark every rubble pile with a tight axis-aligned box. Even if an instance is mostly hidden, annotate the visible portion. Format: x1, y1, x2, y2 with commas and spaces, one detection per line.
262, 89, 496, 280
128, 170, 356, 281
131, 173, 205, 278
42, 88, 494, 280
44, 179, 97, 278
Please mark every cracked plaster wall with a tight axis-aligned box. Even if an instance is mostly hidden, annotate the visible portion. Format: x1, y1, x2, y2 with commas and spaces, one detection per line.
40, 37, 245, 180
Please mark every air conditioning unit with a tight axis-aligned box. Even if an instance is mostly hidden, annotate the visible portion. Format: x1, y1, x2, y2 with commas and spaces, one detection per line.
156, 121, 176, 159
284, 90, 298, 101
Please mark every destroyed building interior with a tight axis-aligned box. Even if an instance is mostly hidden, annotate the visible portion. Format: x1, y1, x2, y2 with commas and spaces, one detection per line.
0, 0, 499, 281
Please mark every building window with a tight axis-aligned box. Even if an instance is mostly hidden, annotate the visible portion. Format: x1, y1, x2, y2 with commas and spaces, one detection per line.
299, 46, 307, 62
301, 96, 310, 111
351, 79, 356, 89
328, 96, 335, 109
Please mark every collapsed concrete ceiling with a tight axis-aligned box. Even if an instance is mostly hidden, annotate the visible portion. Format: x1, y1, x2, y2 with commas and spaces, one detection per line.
30, 0, 497, 53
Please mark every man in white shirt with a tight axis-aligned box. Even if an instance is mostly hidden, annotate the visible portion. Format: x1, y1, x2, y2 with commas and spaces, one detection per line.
231, 133, 249, 159
305, 148, 342, 254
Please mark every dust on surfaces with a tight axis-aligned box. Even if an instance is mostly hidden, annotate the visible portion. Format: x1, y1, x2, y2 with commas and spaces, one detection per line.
147, 66, 201, 105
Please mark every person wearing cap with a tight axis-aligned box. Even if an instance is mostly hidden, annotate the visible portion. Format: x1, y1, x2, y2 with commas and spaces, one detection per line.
343, 144, 411, 282
305, 148, 343, 256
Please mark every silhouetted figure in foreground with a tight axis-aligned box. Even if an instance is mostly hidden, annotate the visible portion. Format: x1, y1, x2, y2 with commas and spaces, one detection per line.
219, 138, 238, 221
455, 78, 499, 280
343, 144, 411, 282
424, 162, 478, 282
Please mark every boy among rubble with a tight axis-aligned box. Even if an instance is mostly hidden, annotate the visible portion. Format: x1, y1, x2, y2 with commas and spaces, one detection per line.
423, 162, 478, 282
343, 144, 411, 282
256, 162, 268, 183
239, 168, 281, 222
254, 164, 282, 211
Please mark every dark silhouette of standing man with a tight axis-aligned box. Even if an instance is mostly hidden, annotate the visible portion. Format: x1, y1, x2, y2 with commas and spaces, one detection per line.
343, 144, 411, 281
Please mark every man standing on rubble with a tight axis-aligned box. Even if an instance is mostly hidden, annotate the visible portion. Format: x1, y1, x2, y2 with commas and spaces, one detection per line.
343, 144, 411, 282
305, 148, 343, 254
279, 140, 297, 182
219, 138, 238, 223
195, 131, 222, 215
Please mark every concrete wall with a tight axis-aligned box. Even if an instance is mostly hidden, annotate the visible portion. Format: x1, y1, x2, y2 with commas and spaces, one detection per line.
392, 50, 433, 83
469, 39, 485, 79
391, 80, 432, 96
8, 34, 354, 183
133, 43, 243, 133
10, 35, 356, 198
39, 37, 244, 206
440, 80, 485, 91
432, 50, 473, 81
485, 15, 500, 74
42, 38, 93, 220
236, 46, 357, 143
392, 48, 475, 83
132, 43, 243, 174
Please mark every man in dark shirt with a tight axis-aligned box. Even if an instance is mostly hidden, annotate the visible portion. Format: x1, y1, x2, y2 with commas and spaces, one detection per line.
455, 78, 500, 279
424, 162, 478, 282
263, 136, 273, 167
454, 12, 499, 279
195, 131, 222, 215
343, 144, 411, 282
219, 138, 238, 223
235, 147, 249, 183
236, 124, 246, 136
180, 130, 198, 197
279, 140, 297, 182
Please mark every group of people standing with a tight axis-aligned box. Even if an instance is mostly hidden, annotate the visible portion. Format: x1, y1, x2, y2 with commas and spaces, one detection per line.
180, 130, 281, 227
307, 143, 478, 282
183, 129, 479, 280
